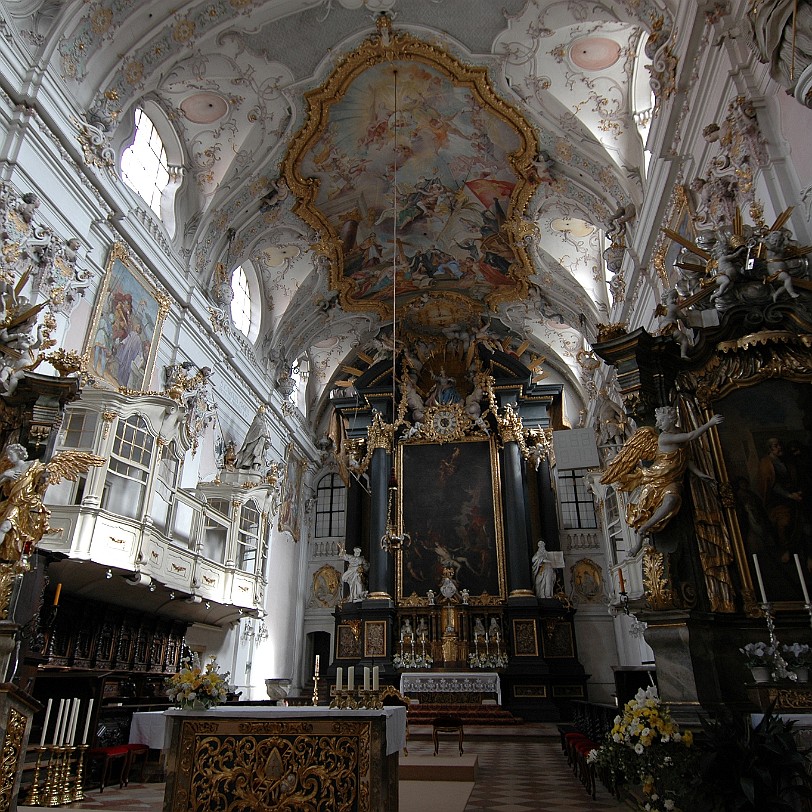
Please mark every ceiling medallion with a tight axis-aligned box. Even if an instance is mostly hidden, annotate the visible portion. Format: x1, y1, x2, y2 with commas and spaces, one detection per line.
283, 18, 541, 321
180, 92, 229, 124
569, 37, 622, 72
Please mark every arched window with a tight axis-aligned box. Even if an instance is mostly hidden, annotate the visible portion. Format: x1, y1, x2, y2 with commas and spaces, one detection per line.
314, 473, 346, 538
102, 415, 155, 520
230, 261, 261, 342
231, 266, 252, 336
121, 108, 170, 217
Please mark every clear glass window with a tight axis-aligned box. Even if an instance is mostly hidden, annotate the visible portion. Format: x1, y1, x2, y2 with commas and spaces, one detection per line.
59, 411, 98, 449
558, 469, 598, 529
150, 449, 179, 534
101, 415, 154, 519
237, 500, 260, 572
315, 473, 346, 538
230, 266, 252, 337
121, 108, 170, 218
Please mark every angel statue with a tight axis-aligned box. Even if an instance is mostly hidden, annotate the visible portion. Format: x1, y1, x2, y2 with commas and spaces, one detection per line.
0, 443, 105, 563
600, 407, 723, 557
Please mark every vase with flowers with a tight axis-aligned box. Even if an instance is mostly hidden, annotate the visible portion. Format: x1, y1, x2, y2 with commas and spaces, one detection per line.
739, 642, 775, 683
782, 642, 811, 682
588, 686, 697, 811
166, 654, 230, 709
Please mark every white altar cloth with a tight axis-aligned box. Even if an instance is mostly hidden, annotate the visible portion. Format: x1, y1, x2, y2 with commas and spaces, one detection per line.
131, 705, 407, 755
400, 671, 501, 705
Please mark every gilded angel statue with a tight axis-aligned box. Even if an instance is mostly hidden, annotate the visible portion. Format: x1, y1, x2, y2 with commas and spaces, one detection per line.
0, 443, 105, 563
600, 407, 723, 557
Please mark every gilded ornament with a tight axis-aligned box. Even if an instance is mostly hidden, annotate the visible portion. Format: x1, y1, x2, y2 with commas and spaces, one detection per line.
0, 707, 25, 810
643, 547, 674, 610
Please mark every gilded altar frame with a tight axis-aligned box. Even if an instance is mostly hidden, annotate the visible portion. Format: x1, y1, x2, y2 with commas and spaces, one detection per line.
677, 332, 812, 614
395, 437, 506, 603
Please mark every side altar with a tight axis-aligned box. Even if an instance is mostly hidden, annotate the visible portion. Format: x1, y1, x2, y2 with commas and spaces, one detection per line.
162, 705, 406, 812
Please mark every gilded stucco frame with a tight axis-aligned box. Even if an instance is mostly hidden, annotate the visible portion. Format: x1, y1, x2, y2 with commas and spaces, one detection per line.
395, 437, 506, 603
677, 332, 812, 614
84, 242, 170, 393
281, 22, 540, 319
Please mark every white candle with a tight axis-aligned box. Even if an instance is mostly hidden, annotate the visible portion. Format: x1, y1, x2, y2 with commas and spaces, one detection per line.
795, 554, 811, 605
347, 666, 354, 691
53, 699, 65, 747
753, 554, 768, 604
363, 667, 370, 691
70, 699, 81, 745
39, 698, 52, 748
314, 655, 320, 678
81, 699, 94, 745
372, 666, 379, 691
66, 699, 78, 746
335, 667, 343, 692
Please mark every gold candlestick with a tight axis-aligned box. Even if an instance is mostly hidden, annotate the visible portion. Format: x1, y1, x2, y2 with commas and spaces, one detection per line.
72, 744, 89, 802
60, 746, 75, 806
312, 676, 319, 706
44, 746, 63, 807
23, 746, 46, 806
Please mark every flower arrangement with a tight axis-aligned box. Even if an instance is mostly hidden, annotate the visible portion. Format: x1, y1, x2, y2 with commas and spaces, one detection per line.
588, 687, 696, 812
739, 641, 775, 668
166, 654, 230, 709
781, 642, 811, 669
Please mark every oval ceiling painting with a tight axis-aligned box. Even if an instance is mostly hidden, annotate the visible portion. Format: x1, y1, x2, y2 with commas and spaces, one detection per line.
284, 21, 540, 319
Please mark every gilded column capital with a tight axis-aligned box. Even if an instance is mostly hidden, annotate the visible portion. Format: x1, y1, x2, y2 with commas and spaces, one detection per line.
367, 411, 394, 452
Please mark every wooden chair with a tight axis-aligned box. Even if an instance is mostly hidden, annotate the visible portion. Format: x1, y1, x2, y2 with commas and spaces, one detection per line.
122, 743, 150, 785
431, 715, 464, 756
86, 745, 129, 792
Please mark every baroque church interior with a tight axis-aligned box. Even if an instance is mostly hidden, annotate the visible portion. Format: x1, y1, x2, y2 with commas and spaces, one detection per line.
1, 0, 812, 808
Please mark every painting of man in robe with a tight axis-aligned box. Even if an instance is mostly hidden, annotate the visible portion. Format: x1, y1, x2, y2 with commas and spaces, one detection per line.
399, 440, 505, 600
716, 380, 812, 604
86, 245, 165, 391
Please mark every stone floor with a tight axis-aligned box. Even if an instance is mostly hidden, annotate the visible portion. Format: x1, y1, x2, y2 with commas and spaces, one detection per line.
18, 724, 630, 811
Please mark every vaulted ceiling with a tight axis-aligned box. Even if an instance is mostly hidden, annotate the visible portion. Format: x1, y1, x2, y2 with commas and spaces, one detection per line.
13, 0, 675, 424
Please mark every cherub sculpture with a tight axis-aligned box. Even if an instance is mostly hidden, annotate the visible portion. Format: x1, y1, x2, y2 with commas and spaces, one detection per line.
0, 443, 105, 564
657, 289, 696, 359
600, 407, 723, 557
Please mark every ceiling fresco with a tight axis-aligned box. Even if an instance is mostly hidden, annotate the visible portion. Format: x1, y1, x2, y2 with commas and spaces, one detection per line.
286, 22, 540, 320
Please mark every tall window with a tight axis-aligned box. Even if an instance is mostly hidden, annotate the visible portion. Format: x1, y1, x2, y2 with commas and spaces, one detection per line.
237, 499, 261, 573
558, 469, 598, 529
121, 108, 170, 217
47, 410, 99, 506
102, 415, 154, 519
231, 266, 252, 336
315, 474, 346, 538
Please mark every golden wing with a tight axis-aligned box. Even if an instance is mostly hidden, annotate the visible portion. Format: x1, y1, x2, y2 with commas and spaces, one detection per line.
600, 426, 659, 492
45, 451, 106, 484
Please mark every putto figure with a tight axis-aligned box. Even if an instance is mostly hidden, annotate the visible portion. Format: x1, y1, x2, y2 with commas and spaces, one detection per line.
600, 406, 723, 556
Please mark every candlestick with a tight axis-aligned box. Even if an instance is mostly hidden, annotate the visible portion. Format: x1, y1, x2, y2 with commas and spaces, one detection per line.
81, 699, 94, 745
363, 667, 370, 691
347, 666, 354, 692
53, 583, 61, 607
372, 666, 379, 691
753, 553, 768, 604
39, 698, 52, 748
795, 554, 811, 605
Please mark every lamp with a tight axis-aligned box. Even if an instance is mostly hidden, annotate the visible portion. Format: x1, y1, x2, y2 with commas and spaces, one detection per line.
379, 66, 411, 556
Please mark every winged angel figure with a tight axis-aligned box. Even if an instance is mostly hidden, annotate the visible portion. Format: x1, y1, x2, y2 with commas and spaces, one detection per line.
600, 407, 723, 557
0, 443, 105, 562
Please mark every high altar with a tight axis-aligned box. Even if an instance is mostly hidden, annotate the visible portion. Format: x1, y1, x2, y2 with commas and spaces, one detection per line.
329, 345, 587, 722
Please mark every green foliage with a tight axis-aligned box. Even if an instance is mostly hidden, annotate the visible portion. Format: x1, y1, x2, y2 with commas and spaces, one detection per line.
687, 704, 812, 811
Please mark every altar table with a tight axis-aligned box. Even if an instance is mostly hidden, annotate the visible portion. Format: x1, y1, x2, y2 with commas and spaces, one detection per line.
161, 705, 406, 812
400, 671, 501, 705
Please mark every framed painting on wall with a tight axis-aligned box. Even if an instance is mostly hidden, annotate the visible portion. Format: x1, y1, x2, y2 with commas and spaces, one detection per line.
84, 243, 169, 391
714, 379, 812, 607
278, 442, 306, 542
396, 438, 506, 601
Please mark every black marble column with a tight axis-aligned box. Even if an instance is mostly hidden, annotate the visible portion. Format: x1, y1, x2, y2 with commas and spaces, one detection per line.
502, 441, 534, 597
366, 446, 393, 600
